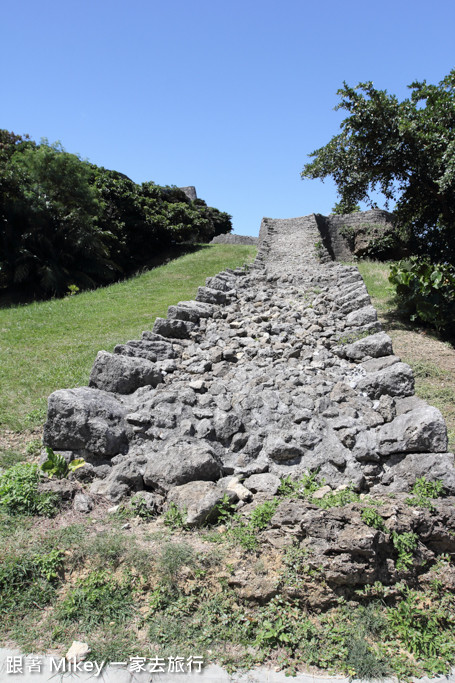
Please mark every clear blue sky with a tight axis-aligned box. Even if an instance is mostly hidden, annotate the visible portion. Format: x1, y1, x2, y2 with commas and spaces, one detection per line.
2, 0, 454, 235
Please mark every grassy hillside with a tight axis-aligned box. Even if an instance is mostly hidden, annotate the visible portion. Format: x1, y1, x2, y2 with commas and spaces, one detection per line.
0, 244, 256, 434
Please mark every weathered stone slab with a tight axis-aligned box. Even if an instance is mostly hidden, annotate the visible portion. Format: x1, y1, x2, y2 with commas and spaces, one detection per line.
43, 387, 129, 457
89, 351, 163, 394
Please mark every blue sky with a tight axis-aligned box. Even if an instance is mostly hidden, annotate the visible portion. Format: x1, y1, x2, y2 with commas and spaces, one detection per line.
2, 0, 454, 235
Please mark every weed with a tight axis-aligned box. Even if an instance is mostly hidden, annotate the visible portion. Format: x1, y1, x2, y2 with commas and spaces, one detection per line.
40, 447, 85, 478
58, 569, 133, 627
163, 502, 187, 529
25, 439, 42, 456
249, 499, 279, 529
0, 548, 63, 618
0, 463, 58, 516
337, 329, 373, 345
388, 588, 455, 667
405, 477, 444, 510
345, 636, 390, 680
131, 493, 157, 520
392, 531, 419, 571
157, 542, 195, 587
211, 493, 236, 524
411, 360, 446, 379
277, 471, 320, 498
361, 506, 387, 531
227, 499, 279, 551
281, 544, 309, 587
0, 450, 25, 469
312, 484, 359, 509
314, 241, 326, 261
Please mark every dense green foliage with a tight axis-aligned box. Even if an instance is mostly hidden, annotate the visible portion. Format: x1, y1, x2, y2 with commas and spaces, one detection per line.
302, 70, 455, 263
0, 131, 232, 298
389, 256, 455, 335
0, 463, 58, 516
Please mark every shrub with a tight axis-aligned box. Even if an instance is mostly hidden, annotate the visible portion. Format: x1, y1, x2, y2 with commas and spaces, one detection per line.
389, 256, 455, 334
0, 463, 58, 516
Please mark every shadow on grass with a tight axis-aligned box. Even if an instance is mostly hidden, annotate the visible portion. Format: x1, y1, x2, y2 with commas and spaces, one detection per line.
0, 243, 211, 310
379, 301, 455, 349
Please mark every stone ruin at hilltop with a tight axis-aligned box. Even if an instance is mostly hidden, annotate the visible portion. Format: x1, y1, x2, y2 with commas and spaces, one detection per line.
43, 213, 455, 524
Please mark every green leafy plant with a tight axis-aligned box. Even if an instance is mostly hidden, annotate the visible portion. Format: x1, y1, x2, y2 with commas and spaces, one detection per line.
40, 447, 85, 479
388, 588, 455, 662
361, 506, 387, 531
392, 531, 419, 571
227, 499, 279, 551
314, 240, 326, 261
312, 484, 359, 509
249, 499, 279, 529
389, 257, 455, 334
131, 494, 157, 520
25, 439, 42, 456
163, 502, 187, 529
212, 493, 236, 524
67, 284, 80, 296
405, 477, 444, 510
277, 471, 321, 498
0, 462, 58, 516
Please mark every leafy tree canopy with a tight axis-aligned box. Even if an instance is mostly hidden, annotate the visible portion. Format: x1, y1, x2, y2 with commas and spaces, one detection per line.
0, 132, 232, 299
301, 69, 455, 262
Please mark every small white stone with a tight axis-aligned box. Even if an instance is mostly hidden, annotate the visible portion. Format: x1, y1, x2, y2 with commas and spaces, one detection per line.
65, 641, 90, 662
312, 485, 332, 499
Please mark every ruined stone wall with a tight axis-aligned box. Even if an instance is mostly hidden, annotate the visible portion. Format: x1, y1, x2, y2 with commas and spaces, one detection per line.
179, 186, 197, 201
214, 209, 395, 260
43, 214, 455, 524
210, 234, 258, 245
315, 209, 395, 260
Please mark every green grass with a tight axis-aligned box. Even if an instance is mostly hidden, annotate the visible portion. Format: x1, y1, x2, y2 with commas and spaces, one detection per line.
356, 260, 396, 314
0, 244, 256, 431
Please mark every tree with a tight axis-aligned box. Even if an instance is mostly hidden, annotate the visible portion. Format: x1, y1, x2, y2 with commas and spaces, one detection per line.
1, 139, 116, 295
301, 70, 455, 262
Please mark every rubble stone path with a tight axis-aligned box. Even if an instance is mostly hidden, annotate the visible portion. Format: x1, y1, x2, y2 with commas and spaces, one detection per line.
43, 214, 455, 520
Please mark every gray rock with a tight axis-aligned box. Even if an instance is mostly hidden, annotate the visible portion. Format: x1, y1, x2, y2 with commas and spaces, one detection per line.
196, 286, 228, 304
73, 492, 93, 513
356, 405, 448, 459
213, 409, 244, 442
244, 473, 281, 495
345, 305, 378, 328
152, 318, 197, 339
262, 434, 304, 462
167, 300, 215, 323
143, 440, 221, 492
43, 387, 129, 457
166, 480, 233, 526
356, 362, 414, 399
89, 351, 163, 394
342, 332, 393, 361
115, 339, 176, 361
373, 452, 455, 494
